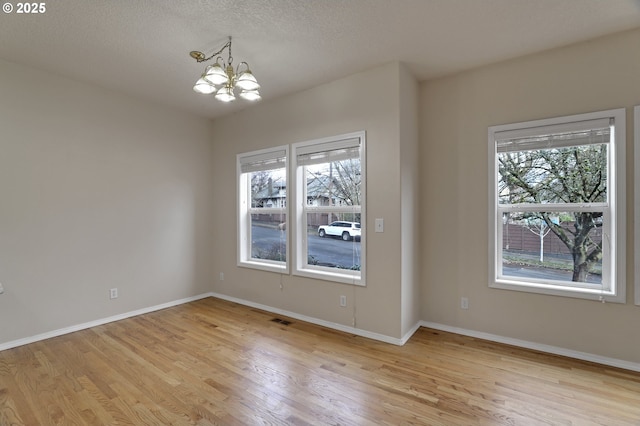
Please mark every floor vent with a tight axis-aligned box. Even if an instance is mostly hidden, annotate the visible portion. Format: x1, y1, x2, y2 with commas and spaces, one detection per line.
270, 318, 292, 326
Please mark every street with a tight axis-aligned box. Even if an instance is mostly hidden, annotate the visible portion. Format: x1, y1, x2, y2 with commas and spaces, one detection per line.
252, 226, 600, 283
503, 265, 601, 284
251, 225, 361, 269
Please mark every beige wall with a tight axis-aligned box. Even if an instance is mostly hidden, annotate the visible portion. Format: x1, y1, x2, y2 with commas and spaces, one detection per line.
2, 24, 638, 365
0, 59, 215, 344
420, 28, 640, 363
211, 62, 419, 339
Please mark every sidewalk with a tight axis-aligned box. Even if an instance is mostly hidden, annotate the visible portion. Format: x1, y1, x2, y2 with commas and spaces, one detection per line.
503, 250, 602, 275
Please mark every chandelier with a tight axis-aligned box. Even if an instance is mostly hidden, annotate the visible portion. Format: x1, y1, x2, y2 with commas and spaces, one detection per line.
190, 36, 261, 102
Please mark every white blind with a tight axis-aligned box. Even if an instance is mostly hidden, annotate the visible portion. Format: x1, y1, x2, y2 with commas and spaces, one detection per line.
296, 137, 361, 166
495, 117, 611, 153
239, 149, 286, 173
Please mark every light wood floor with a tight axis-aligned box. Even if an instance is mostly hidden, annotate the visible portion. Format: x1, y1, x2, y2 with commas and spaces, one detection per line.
1, 297, 639, 425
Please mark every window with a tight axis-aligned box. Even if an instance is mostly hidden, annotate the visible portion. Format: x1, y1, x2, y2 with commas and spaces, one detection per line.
293, 132, 365, 285
488, 109, 625, 302
237, 132, 365, 285
238, 146, 288, 273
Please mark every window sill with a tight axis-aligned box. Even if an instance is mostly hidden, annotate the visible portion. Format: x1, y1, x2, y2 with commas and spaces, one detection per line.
490, 279, 625, 303
294, 267, 364, 286
238, 260, 288, 275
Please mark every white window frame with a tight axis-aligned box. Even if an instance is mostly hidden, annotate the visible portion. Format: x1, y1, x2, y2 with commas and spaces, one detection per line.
292, 131, 366, 286
237, 145, 289, 274
488, 109, 626, 302
635, 106, 640, 306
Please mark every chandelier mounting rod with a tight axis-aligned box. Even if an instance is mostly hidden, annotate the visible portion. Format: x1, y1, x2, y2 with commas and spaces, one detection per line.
190, 36, 233, 64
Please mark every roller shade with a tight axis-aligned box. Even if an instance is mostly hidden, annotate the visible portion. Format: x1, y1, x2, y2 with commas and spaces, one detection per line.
239, 149, 286, 173
496, 117, 612, 153
296, 137, 361, 166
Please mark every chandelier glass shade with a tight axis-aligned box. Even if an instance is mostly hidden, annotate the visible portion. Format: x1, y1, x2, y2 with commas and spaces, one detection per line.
190, 37, 260, 103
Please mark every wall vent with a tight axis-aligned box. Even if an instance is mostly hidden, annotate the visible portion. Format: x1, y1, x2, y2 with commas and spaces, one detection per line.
270, 318, 292, 326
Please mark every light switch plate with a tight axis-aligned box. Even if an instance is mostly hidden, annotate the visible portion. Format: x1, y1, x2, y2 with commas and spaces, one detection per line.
375, 218, 384, 232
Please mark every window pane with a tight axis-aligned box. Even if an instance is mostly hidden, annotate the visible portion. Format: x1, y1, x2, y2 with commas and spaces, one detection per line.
251, 213, 286, 262
309, 213, 361, 270
305, 159, 361, 207
498, 144, 607, 205
249, 168, 286, 263
501, 211, 603, 285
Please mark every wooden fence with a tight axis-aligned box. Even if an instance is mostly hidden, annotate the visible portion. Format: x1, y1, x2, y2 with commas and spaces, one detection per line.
502, 223, 602, 256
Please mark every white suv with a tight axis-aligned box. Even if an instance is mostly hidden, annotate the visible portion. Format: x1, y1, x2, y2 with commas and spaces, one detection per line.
318, 221, 361, 241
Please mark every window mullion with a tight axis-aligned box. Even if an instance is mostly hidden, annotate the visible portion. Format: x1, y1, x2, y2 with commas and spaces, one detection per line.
498, 203, 607, 212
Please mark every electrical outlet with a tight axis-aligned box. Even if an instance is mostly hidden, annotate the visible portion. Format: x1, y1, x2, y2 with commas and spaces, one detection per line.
110, 288, 118, 299
219, 272, 224, 281
340, 295, 347, 307
461, 297, 469, 310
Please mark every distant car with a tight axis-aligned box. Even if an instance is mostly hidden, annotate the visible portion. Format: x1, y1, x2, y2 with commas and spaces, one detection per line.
318, 221, 361, 241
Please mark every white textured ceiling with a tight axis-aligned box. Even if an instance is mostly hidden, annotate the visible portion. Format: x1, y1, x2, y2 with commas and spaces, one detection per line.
1, 0, 640, 119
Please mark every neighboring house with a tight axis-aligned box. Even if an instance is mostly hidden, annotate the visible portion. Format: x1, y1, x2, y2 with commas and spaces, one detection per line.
253, 175, 358, 208
253, 178, 286, 208
305, 174, 357, 207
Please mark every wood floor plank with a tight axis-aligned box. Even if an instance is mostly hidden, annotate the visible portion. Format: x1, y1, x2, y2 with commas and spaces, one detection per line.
1, 297, 640, 425
0, 387, 27, 425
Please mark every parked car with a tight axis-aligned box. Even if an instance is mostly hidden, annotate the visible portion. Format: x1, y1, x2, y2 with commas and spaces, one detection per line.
318, 221, 361, 241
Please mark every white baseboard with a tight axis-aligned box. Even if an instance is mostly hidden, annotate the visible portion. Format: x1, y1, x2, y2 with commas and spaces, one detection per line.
401, 320, 422, 345
0, 293, 212, 352
421, 321, 640, 373
211, 292, 410, 346
3, 292, 637, 373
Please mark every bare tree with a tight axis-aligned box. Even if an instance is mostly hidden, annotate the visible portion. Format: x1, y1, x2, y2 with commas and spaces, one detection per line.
499, 144, 606, 282
310, 159, 361, 205
523, 217, 552, 262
